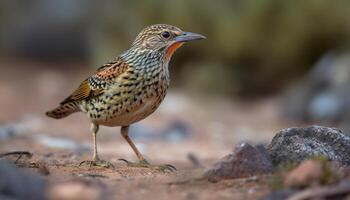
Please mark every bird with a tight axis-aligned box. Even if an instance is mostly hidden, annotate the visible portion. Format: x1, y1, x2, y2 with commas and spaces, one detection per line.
46, 24, 205, 171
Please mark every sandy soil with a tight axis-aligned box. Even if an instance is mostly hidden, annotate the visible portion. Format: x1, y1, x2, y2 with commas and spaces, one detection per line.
0, 59, 291, 200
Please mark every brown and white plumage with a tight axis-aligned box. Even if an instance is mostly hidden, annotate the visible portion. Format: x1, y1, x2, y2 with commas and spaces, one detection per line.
46, 24, 205, 170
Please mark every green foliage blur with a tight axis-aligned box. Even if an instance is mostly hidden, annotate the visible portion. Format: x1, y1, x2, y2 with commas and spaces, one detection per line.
1, 0, 350, 96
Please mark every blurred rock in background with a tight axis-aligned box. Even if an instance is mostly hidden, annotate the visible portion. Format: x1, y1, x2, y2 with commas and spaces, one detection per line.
129, 120, 192, 143
282, 52, 350, 133
0, 160, 46, 200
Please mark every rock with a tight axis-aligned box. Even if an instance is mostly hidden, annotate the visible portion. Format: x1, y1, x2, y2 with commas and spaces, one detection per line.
161, 120, 192, 143
261, 188, 299, 200
268, 126, 350, 166
284, 160, 324, 188
0, 160, 46, 200
203, 143, 273, 182
281, 52, 350, 128
0, 114, 43, 141
129, 120, 192, 143
281, 52, 350, 135
35, 134, 90, 154
0, 124, 19, 140
308, 90, 348, 122
48, 179, 105, 200
287, 181, 350, 200
265, 181, 350, 200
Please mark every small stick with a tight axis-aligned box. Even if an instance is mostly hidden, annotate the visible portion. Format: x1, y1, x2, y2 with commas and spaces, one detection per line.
187, 153, 204, 168
0, 151, 33, 163
287, 181, 350, 200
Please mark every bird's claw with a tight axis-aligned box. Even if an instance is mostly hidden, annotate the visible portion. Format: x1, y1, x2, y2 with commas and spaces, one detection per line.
118, 158, 176, 173
79, 160, 114, 169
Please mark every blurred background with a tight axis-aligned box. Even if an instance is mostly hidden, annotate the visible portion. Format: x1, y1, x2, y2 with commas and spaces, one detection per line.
0, 0, 350, 164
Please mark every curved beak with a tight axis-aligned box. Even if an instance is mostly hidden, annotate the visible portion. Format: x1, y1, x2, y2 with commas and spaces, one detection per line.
174, 32, 206, 43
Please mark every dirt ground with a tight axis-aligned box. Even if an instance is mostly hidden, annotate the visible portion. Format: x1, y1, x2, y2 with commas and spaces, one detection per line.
0, 59, 292, 200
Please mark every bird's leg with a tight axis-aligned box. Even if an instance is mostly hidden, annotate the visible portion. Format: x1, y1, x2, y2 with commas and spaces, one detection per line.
92, 123, 99, 161
121, 126, 147, 162
79, 123, 114, 169
119, 126, 176, 172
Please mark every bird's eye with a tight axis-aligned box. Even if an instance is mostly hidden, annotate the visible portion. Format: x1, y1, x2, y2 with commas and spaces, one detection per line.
161, 31, 171, 39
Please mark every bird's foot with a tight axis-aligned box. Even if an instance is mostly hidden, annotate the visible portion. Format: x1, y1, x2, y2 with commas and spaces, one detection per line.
79, 159, 114, 169
119, 159, 176, 173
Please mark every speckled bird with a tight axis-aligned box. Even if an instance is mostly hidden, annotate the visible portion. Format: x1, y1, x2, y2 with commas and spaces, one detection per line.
46, 24, 205, 171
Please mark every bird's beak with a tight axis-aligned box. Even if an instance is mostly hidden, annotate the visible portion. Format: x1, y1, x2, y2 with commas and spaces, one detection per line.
174, 32, 206, 43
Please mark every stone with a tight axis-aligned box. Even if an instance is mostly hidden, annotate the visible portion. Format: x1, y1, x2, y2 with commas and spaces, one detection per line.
261, 188, 299, 200
264, 181, 350, 200
129, 120, 192, 143
268, 126, 350, 166
0, 160, 46, 200
0, 114, 43, 141
203, 143, 273, 182
34, 134, 90, 154
281, 52, 350, 129
287, 181, 350, 200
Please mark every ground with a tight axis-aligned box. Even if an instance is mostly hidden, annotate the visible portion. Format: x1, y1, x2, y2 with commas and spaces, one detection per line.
0, 59, 292, 200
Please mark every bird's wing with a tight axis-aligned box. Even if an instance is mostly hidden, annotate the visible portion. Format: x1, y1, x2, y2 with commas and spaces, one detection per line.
60, 57, 129, 104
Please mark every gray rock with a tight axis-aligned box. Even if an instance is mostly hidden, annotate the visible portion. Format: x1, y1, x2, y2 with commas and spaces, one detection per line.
308, 89, 348, 122
129, 120, 192, 143
281, 52, 350, 130
0, 124, 19, 140
35, 134, 91, 154
0, 160, 46, 200
0, 114, 43, 141
261, 188, 299, 200
203, 143, 273, 182
264, 181, 350, 200
268, 126, 350, 166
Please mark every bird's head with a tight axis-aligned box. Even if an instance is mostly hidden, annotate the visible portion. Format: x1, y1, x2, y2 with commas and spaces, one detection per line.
129, 24, 206, 61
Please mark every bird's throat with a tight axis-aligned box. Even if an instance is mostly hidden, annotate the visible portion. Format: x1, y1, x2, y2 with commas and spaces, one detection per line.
165, 42, 184, 60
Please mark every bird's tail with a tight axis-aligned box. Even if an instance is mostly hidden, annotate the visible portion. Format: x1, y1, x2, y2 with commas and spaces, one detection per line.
46, 102, 80, 119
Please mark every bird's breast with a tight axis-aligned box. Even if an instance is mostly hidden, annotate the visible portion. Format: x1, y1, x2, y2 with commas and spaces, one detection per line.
89, 95, 164, 127
84, 67, 169, 127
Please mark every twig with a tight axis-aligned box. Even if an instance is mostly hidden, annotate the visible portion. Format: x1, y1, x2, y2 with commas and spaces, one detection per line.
287, 181, 350, 200
187, 153, 204, 168
0, 151, 33, 158
0, 151, 33, 164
